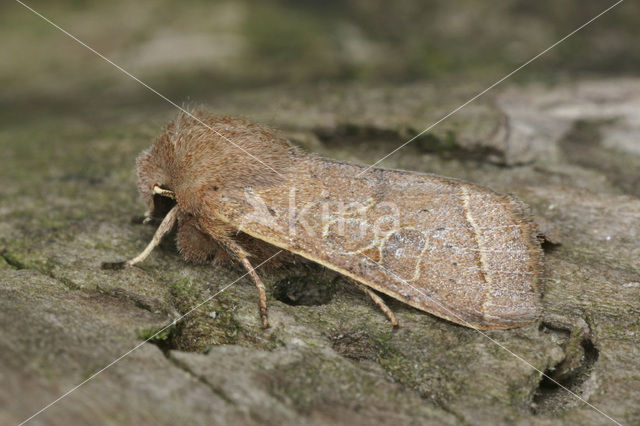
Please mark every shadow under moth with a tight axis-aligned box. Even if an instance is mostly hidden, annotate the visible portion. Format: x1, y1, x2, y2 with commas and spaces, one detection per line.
103, 110, 543, 330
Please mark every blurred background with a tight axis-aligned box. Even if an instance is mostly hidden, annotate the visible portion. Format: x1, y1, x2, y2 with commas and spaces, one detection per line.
1, 0, 638, 123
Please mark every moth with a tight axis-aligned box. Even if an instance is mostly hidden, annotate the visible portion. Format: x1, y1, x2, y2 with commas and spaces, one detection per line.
103, 110, 542, 330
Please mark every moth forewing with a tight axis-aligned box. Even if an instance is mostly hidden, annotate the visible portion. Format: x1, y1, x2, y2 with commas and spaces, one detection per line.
209, 155, 542, 330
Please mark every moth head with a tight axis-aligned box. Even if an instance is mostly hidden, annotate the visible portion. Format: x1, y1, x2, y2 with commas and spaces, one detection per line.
135, 146, 177, 219
150, 184, 177, 218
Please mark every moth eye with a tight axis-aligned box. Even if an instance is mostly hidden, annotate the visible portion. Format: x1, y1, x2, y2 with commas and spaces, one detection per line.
210, 186, 219, 191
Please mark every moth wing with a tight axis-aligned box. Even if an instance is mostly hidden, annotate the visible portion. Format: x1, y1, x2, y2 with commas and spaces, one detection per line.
210, 159, 542, 329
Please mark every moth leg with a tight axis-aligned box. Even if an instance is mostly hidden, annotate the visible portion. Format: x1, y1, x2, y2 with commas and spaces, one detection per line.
142, 210, 153, 225
130, 210, 152, 225
225, 240, 270, 329
355, 283, 399, 327
101, 206, 179, 270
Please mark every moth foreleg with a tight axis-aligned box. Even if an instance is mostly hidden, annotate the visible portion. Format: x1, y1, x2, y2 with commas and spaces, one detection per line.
355, 283, 399, 327
225, 240, 270, 329
142, 209, 153, 225
101, 206, 179, 270
130, 209, 152, 225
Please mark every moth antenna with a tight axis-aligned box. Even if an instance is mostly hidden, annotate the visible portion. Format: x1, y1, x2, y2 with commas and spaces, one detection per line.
225, 240, 270, 328
101, 206, 179, 270
355, 282, 399, 327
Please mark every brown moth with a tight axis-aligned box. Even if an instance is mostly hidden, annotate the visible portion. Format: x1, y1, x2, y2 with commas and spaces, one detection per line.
103, 109, 543, 330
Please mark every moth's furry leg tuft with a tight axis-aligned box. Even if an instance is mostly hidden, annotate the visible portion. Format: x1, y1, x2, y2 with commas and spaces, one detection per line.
225, 240, 270, 328
101, 206, 179, 269
176, 214, 219, 263
355, 282, 399, 327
